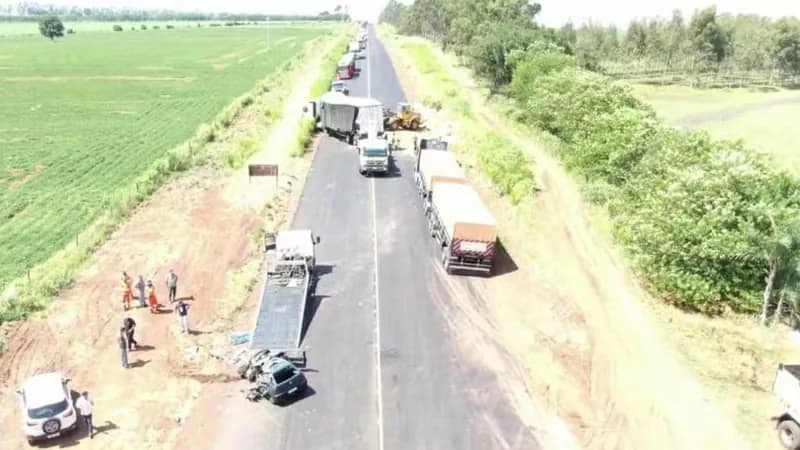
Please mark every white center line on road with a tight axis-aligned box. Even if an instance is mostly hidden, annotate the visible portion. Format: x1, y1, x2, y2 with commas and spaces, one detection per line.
367, 31, 386, 450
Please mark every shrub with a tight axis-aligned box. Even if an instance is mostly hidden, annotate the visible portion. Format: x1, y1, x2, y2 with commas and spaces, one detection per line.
474, 131, 535, 205
166, 24, 175, 30
153, 25, 160, 30
67, 28, 75, 34
509, 52, 575, 102
112, 25, 123, 32
140, 24, 147, 30
567, 106, 660, 186
523, 68, 649, 143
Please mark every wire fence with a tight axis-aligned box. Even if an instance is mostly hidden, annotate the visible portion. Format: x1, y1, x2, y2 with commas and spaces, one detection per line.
600, 59, 800, 89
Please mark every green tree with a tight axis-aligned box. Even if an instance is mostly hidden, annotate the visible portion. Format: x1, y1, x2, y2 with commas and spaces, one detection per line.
624, 20, 648, 57
773, 18, 800, 76
688, 7, 730, 67
38, 16, 65, 41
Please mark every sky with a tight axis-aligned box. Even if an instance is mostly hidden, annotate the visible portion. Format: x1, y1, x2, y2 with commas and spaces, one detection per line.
6, 0, 800, 27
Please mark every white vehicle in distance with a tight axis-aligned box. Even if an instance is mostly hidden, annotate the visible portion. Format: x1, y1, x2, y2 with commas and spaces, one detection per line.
330, 80, 349, 95
357, 137, 390, 176
17, 372, 78, 444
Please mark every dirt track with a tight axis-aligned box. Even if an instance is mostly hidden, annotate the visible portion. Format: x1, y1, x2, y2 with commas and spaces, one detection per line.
383, 33, 749, 450
0, 38, 326, 449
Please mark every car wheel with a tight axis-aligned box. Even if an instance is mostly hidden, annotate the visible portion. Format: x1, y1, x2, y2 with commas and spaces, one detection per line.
779, 420, 800, 450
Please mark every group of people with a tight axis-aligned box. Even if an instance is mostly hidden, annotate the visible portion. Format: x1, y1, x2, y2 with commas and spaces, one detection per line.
121, 269, 179, 313
117, 269, 192, 369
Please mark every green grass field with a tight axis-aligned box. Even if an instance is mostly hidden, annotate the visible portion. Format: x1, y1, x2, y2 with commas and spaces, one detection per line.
0, 20, 339, 37
0, 25, 327, 290
632, 84, 800, 173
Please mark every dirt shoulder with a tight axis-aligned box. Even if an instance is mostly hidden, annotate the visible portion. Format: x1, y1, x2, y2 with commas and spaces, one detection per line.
380, 30, 749, 450
0, 36, 334, 450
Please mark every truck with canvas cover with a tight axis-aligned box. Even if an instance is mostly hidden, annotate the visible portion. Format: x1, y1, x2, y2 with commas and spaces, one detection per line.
358, 137, 390, 175
773, 364, 800, 449
415, 148, 465, 199
317, 92, 358, 144
353, 97, 384, 140
250, 230, 320, 354
337, 52, 355, 80
428, 182, 496, 274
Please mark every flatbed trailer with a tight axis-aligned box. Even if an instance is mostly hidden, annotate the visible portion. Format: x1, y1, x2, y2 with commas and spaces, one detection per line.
250, 258, 311, 352
415, 148, 466, 200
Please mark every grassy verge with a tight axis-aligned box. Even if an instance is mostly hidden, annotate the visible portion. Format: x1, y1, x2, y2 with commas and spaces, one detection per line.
0, 30, 342, 326
388, 34, 534, 206
292, 31, 352, 157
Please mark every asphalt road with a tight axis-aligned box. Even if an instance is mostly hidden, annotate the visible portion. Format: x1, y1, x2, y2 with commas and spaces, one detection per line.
207, 25, 539, 450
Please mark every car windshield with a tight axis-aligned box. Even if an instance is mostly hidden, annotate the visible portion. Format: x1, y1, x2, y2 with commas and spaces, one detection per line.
273, 366, 296, 384
365, 148, 386, 157
28, 399, 69, 419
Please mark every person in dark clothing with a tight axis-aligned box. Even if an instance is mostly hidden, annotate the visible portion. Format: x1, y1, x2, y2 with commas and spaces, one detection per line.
123, 316, 138, 351
175, 299, 190, 333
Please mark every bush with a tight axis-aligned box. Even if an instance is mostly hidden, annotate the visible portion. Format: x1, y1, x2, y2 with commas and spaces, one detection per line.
140, 24, 147, 30
112, 25, 123, 32
523, 68, 649, 143
567, 106, 659, 186
166, 24, 175, 29
153, 25, 160, 30
67, 28, 75, 34
474, 131, 535, 205
509, 52, 575, 102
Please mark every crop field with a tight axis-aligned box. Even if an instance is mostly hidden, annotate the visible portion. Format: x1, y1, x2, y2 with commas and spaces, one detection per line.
632, 84, 800, 174
0, 20, 339, 37
0, 25, 327, 290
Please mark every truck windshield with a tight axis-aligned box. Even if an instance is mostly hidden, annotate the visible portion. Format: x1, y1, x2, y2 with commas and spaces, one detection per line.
273, 366, 296, 384
364, 148, 387, 157
28, 399, 69, 419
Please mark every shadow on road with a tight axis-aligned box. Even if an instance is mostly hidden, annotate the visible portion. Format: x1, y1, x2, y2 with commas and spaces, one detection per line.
491, 240, 518, 277
128, 359, 151, 369
301, 294, 330, 343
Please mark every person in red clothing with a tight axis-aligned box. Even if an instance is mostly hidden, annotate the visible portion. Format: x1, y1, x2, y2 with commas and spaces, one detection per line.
147, 280, 159, 313
121, 272, 133, 311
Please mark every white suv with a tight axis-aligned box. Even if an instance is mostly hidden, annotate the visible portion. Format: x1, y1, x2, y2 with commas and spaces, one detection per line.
17, 372, 78, 444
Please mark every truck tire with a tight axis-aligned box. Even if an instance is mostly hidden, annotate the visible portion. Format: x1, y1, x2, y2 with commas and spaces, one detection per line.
779, 420, 800, 450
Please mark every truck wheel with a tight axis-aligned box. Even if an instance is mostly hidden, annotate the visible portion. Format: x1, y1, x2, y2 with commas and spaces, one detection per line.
441, 248, 451, 272
779, 420, 800, 450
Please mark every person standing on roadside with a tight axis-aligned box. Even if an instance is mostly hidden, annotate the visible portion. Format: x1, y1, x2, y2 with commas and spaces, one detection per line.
166, 269, 178, 303
123, 316, 137, 351
74, 391, 94, 439
135, 275, 146, 308
118, 327, 128, 369
121, 272, 133, 311
175, 299, 190, 334
147, 280, 159, 314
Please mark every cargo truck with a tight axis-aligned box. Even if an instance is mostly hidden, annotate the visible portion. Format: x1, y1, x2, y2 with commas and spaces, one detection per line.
309, 94, 384, 145
358, 137, 390, 175
427, 182, 496, 274
415, 147, 466, 199
773, 364, 800, 449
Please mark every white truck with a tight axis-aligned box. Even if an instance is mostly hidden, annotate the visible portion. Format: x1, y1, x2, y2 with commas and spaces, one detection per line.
773, 364, 800, 449
415, 147, 466, 199
427, 182, 497, 274
251, 230, 320, 355
357, 137, 390, 175
308, 93, 383, 145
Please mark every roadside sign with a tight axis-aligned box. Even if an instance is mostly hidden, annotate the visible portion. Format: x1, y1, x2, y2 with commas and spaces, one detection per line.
248, 164, 279, 188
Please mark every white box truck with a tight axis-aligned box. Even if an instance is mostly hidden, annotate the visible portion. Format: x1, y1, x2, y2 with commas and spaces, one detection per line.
357, 137, 390, 175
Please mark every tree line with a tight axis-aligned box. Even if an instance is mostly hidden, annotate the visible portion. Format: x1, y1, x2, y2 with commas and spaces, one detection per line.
0, 2, 349, 22
380, 0, 800, 325
563, 7, 800, 85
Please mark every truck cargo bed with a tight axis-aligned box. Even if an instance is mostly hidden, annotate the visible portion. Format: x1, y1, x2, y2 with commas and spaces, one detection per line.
250, 259, 310, 351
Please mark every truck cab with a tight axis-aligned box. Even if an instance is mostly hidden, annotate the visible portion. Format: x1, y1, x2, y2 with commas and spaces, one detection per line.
773, 364, 800, 449
330, 80, 349, 95
272, 230, 320, 273
357, 138, 390, 176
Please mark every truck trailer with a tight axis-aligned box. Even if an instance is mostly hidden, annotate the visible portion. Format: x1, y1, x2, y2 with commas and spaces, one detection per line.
428, 182, 496, 274
415, 147, 466, 199
312, 93, 383, 145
